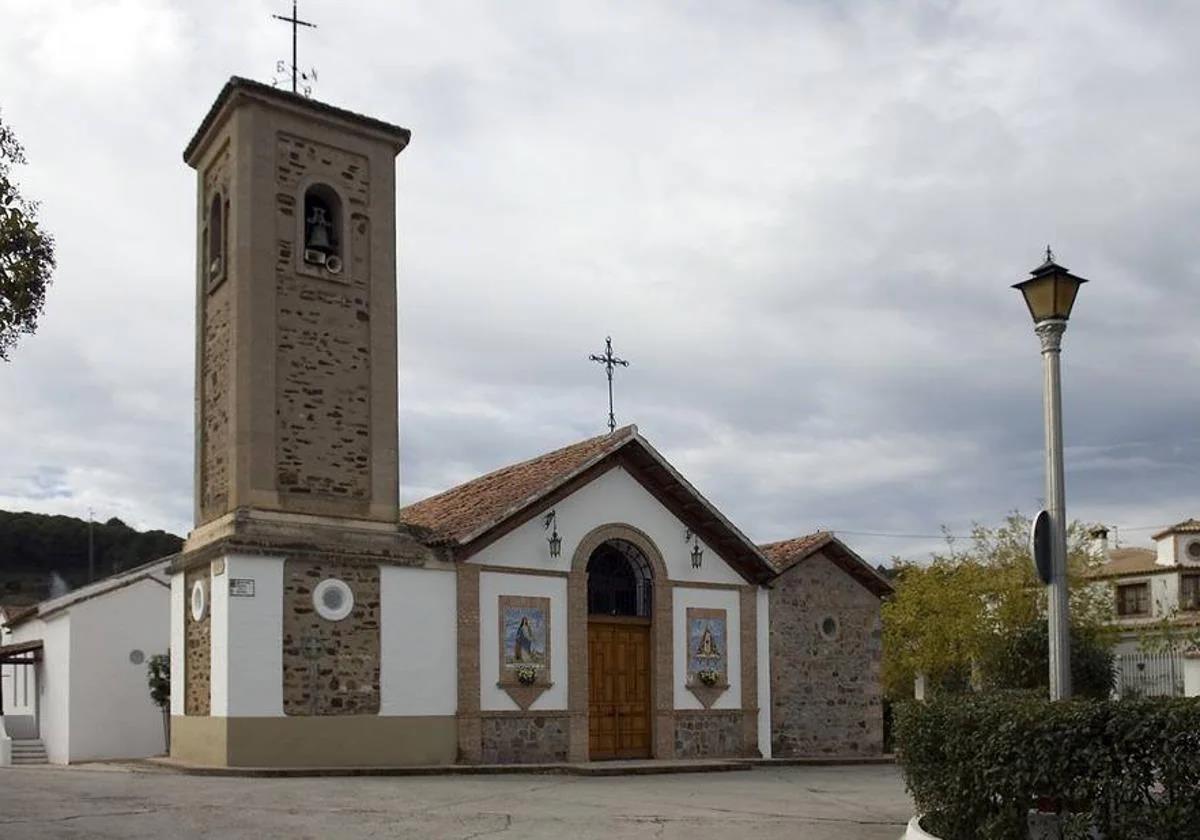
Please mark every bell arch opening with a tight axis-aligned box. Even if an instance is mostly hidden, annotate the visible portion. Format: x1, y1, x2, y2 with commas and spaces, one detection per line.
302, 182, 343, 269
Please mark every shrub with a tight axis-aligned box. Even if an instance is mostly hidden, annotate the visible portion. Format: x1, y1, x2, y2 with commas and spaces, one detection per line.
981, 621, 1114, 700
895, 694, 1200, 839
146, 653, 170, 710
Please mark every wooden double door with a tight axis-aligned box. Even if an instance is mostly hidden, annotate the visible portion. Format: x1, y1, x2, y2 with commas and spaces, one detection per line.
587, 618, 652, 759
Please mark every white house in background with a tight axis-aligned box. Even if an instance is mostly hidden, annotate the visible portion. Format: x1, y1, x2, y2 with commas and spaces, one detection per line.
0, 557, 171, 764
1087, 518, 1200, 656
1084, 519, 1200, 699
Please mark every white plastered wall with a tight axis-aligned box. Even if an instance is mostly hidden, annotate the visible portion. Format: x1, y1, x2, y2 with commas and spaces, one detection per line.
22, 614, 69, 763
380, 566, 457, 715
672, 586, 741, 711
67, 578, 170, 761
170, 573, 185, 716
756, 585, 771, 758
1157, 535, 1175, 566
470, 465, 743, 585
212, 554, 284, 717
478, 571, 568, 711
1156, 573, 1180, 616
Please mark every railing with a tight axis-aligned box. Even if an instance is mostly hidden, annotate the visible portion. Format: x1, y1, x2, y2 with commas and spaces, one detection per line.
1113, 651, 1184, 698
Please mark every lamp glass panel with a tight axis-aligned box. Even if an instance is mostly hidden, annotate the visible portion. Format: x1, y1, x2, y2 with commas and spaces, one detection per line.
1055, 277, 1081, 320
1021, 279, 1057, 322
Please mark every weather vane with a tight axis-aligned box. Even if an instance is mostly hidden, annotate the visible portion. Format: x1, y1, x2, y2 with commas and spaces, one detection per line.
589, 336, 630, 434
272, 0, 318, 97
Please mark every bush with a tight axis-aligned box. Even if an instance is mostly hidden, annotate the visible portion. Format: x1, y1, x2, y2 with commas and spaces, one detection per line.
895, 694, 1200, 839
981, 621, 1114, 700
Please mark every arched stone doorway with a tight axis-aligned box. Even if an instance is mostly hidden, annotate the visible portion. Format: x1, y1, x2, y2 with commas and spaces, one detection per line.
586, 539, 653, 758
568, 524, 673, 761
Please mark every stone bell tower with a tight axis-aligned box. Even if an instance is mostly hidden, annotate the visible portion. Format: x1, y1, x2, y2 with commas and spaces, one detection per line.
169, 79, 448, 768
183, 76, 409, 532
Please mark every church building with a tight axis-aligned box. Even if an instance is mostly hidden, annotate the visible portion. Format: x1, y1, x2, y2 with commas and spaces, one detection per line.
168, 77, 890, 768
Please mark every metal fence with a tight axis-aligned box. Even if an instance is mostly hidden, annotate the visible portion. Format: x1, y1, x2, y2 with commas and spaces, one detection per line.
1113, 651, 1185, 698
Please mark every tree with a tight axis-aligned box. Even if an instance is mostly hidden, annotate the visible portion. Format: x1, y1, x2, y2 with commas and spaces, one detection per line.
146, 653, 171, 752
982, 619, 1114, 700
1136, 606, 1200, 656
882, 512, 1115, 699
0, 110, 55, 361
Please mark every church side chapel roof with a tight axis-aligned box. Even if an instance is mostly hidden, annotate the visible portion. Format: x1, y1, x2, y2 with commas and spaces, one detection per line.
759, 532, 894, 598
400, 425, 778, 584
0, 556, 173, 631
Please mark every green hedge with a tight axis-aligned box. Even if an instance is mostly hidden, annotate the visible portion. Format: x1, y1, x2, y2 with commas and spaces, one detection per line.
895, 694, 1200, 840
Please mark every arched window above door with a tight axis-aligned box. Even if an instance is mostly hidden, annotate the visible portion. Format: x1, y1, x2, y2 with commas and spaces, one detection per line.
587, 538, 653, 617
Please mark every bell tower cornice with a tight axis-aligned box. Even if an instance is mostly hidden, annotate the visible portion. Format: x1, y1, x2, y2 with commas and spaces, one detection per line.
183, 76, 410, 169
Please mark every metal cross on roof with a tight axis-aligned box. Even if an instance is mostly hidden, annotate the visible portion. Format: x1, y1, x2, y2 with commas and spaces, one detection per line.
272, 0, 317, 95
589, 336, 630, 434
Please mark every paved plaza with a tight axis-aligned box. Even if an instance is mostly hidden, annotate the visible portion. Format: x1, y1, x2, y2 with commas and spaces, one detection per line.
0, 763, 911, 839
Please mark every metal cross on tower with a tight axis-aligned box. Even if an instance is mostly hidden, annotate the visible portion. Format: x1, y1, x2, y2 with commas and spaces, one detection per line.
589, 336, 630, 434
273, 1, 317, 94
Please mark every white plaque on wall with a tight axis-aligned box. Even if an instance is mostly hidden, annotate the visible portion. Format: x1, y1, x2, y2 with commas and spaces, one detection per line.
229, 578, 256, 597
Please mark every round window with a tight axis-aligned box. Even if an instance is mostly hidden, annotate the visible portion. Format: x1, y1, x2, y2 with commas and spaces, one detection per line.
190, 580, 207, 621
1187, 540, 1200, 560
819, 616, 839, 640
313, 578, 354, 622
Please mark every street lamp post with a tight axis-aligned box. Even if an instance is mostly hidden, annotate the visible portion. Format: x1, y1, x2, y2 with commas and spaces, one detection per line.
1013, 249, 1088, 701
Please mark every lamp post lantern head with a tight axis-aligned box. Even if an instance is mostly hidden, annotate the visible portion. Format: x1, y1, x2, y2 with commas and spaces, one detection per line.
1012, 248, 1088, 324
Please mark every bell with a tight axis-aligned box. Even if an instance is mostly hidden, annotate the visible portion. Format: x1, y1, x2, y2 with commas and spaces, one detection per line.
305, 206, 333, 252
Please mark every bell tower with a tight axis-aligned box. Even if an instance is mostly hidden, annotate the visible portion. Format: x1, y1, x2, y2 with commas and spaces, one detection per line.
168, 79, 450, 769
183, 77, 409, 533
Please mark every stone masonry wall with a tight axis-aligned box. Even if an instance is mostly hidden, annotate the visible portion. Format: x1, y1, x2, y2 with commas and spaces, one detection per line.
480, 714, 570, 764
282, 560, 380, 715
198, 146, 231, 524
769, 553, 883, 756
674, 710, 743, 758
199, 284, 231, 520
184, 568, 211, 716
273, 132, 373, 501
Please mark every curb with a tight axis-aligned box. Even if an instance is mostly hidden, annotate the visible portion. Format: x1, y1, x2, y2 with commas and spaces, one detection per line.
127, 754, 893, 778
132, 757, 758, 778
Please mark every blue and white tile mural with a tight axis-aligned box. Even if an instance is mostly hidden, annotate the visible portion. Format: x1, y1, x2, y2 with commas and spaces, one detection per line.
687, 608, 727, 686
500, 597, 550, 679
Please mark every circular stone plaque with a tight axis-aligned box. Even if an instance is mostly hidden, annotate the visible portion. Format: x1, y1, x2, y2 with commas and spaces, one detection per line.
312, 578, 354, 622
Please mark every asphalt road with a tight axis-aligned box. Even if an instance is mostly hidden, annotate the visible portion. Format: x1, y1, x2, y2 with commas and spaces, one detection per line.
0, 763, 912, 839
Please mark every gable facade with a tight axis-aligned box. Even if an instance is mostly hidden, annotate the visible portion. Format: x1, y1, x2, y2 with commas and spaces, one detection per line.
455, 464, 770, 762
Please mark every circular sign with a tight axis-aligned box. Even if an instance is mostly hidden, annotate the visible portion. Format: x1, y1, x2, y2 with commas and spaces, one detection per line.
1030, 510, 1053, 585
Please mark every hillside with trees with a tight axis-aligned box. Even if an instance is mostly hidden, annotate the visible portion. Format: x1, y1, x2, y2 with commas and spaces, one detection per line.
0, 510, 182, 606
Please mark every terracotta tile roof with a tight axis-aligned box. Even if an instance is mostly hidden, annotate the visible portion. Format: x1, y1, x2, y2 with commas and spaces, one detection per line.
759, 532, 834, 571
401, 426, 637, 545
1085, 547, 1163, 579
759, 532, 893, 598
1152, 518, 1200, 540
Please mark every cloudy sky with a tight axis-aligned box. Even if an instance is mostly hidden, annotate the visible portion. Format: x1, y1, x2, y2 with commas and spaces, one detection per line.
1, 0, 1197, 563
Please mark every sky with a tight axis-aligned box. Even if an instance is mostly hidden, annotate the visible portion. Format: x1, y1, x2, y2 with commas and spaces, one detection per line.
0, 0, 1197, 564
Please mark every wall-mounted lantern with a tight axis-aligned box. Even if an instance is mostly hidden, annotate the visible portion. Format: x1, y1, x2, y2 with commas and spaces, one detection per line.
543, 510, 562, 558
685, 527, 703, 569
